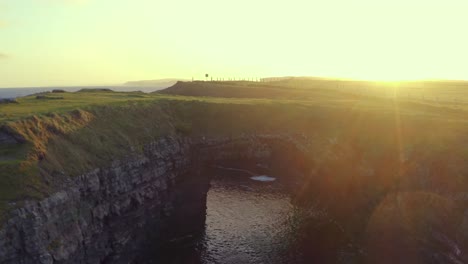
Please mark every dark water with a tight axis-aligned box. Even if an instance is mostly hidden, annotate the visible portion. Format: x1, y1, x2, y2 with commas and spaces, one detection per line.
158, 172, 313, 264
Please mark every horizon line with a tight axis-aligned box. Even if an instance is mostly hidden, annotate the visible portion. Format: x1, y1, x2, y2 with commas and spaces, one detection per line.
2, 76, 468, 89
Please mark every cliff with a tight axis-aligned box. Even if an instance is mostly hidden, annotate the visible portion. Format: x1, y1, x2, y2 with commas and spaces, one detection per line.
1, 88, 468, 263
0, 137, 193, 263
0, 131, 310, 263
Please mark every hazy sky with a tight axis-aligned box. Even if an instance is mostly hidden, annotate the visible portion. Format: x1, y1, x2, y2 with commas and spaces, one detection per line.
1, 0, 467, 87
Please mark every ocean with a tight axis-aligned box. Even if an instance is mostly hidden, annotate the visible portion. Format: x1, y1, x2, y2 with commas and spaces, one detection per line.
0, 86, 168, 99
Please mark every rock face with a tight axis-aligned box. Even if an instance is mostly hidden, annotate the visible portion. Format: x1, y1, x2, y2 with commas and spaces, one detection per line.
1, 132, 464, 264
0, 131, 18, 144
0, 135, 304, 264
0, 137, 200, 263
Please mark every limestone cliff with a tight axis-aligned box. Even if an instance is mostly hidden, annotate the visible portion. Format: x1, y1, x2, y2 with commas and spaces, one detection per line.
0, 133, 309, 263
1, 100, 468, 264
0, 137, 195, 263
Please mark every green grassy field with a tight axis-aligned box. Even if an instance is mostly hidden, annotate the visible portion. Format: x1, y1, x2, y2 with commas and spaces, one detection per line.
160, 79, 468, 111
2, 79, 468, 123
1, 81, 468, 225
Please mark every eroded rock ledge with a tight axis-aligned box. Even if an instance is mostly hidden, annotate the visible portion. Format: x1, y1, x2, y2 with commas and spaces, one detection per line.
0, 137, 191, 263
0, 134, 306, 264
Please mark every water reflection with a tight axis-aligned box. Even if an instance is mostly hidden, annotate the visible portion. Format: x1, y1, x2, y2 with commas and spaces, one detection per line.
155, 171, 309, 264
150, 170, 460, 263
200, 174, 305, 264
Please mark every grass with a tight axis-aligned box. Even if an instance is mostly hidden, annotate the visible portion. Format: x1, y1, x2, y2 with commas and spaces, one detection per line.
0, 89, 296, 123
2, 81, 468, 123
1, 81, 468, 227
161, 79, 468, 112
0, 91, 160, 122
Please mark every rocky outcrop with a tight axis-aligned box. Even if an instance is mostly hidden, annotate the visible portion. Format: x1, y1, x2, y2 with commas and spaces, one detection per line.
194, 134, 310, 185
0, 134, 307, 264
0, 131, 18, 144
0, 99, 18, 104
0, 137, 196, 264
1, 131, 465, 264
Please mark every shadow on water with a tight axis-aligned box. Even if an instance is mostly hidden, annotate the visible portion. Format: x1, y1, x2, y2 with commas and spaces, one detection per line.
147, 168, 355, 264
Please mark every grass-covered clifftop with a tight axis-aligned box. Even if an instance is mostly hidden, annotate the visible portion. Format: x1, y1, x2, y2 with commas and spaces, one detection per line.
1, 82, 468, 228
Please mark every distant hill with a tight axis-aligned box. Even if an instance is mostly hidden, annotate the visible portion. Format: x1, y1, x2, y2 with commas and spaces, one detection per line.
124, 79, 190, 87
260, 76, 357, 82
157, 80, 358, 100
159, 78, 468, 105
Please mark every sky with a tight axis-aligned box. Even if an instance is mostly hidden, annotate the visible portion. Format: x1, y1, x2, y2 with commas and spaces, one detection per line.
0, 0, 468, 87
